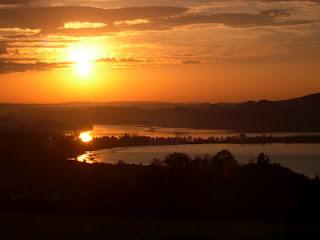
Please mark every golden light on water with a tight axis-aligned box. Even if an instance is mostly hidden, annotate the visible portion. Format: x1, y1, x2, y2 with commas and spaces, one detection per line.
79, 131, 93, 142
77, 153, 95, 164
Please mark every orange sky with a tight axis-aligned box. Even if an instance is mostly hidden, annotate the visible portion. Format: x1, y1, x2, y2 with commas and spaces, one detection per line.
0, 0, 320, 103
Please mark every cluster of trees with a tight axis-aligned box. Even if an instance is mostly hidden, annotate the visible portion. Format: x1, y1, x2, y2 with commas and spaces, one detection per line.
88, 134, 320, 153
151, 150, 240, 169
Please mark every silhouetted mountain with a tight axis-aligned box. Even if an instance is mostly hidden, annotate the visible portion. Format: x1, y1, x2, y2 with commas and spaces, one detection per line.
1, 93, 320, 132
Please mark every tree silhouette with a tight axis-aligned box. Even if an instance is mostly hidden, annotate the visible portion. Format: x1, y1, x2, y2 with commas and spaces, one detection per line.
210, 150, 238, 169
257, 152, 270, 165
151, 158, 163, 167
164, 152, 191, 168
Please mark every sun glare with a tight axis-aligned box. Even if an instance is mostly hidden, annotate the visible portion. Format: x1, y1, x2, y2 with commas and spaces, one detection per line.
66, 43, 105, 77
79, 131, 93, 143
75, 59, 92, 76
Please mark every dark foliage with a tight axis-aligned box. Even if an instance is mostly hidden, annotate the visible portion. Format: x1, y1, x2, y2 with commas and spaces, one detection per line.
0, 132, 319, 223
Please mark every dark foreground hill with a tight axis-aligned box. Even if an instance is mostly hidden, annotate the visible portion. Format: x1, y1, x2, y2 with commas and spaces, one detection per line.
1, 93, 320, 132
0, 132, 319, 223
1, 151, 320, 222
0, 133, 319, 238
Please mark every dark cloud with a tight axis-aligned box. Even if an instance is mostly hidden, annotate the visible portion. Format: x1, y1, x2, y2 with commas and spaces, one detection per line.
182, 60, 201, 64
0, 0, 33, 5
0, 60, 68, 74
260, 0, 320, 2
0, 6, 187, 32
260, 9, 291, 18
10, 7, 320, 36
0, 6, 315, 37
98, 57, 145, 63
0, 42, 7, 54
0, 56, 148, 74
164, 12, 313, 29
169, 13, 274, 27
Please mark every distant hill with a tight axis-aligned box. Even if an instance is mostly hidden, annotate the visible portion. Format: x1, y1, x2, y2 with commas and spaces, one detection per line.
1, 93, 320, 132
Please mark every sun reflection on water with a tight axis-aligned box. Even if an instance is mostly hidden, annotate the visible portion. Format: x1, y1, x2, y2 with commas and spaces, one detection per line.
77, 152, 97, 164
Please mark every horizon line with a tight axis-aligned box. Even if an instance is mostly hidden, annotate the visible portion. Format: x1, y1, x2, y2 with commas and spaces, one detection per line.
0, 92, 319, 106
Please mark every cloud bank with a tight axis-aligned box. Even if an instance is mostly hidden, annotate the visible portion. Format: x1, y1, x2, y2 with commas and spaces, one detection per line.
0, 0, 319, 73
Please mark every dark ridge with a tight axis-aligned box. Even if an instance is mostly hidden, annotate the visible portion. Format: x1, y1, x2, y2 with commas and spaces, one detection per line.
0, 92, 320, 132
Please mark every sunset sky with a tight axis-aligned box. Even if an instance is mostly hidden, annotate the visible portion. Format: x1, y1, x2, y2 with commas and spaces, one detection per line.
0, 0, 320, 103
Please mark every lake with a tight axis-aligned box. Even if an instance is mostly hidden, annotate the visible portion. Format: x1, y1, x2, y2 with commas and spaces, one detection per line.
76, 125, 320, 177
77, 143, 320, 177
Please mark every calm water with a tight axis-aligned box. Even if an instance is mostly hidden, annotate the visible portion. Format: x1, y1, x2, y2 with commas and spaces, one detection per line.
90, 124, 320, 139
78, 143, 320, 177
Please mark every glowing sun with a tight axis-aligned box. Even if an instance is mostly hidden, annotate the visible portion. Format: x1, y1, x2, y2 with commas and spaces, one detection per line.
79, 131, 93, 143
75, 56, 92, 77
66, 43, 105, 77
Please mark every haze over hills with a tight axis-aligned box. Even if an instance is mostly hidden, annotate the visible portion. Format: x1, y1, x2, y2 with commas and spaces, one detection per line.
1, 93, 320, 132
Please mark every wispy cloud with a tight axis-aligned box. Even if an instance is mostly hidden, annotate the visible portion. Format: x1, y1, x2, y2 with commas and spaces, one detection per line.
0, 59, 68, 74
0, 6, 187, 33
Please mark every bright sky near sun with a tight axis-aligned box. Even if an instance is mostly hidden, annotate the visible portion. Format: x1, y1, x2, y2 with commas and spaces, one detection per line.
65, 42, 107, 77
79, 131, 93, 143
0, 0, 320, 103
